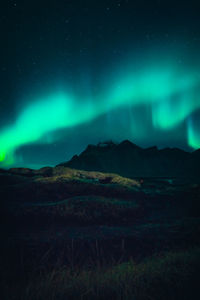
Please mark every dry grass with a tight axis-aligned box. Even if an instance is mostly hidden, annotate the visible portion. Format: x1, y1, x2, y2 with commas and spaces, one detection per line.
35, 166, 141, 188
1, 247, 200, 300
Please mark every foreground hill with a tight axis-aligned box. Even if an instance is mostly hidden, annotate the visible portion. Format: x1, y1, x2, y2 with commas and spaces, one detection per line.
1, 159, 200, 300
58, 140, 200, 178
1, 165, 199, 234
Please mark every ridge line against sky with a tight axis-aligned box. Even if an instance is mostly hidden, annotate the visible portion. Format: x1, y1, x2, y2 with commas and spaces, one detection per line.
0, 58, 200, 167
1, 0, 200, 167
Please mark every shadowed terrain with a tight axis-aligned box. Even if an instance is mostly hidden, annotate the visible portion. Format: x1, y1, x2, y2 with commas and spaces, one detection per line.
59, 140, 200, 178
0, 141, 200, 299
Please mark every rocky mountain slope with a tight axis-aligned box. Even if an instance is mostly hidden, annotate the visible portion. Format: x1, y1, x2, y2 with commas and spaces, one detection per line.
58, 140, 200, 178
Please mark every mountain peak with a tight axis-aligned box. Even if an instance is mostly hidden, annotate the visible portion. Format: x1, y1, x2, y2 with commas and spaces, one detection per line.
58, 140, 200, 178
97, 141, 116, 148
118, 140, 141, 149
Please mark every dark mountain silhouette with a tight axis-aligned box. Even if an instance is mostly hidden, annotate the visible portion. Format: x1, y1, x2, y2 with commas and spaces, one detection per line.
58, 140, 200, 178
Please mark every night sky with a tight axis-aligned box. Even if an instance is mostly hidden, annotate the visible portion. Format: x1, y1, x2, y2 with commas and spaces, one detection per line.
1, 0, 200, 168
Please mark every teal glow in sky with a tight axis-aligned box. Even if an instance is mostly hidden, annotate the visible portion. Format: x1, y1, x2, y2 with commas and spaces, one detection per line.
0, 59, 200, 167
187, 117, 200, 150
1, 0, 200, 167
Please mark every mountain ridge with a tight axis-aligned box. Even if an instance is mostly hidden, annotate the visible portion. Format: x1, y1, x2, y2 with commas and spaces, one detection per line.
58, 140, 200, 178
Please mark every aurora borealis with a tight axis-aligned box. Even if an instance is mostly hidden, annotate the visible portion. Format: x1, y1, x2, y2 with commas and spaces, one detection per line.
0, 0, 200, 167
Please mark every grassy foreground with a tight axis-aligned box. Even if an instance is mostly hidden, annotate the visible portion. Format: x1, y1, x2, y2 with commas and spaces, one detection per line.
1, 167, 200, 299
1, 247, 200, 300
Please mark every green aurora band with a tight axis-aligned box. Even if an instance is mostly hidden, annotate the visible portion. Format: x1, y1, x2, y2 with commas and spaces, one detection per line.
187, 118, 200, 149
0, 63, 200, 166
